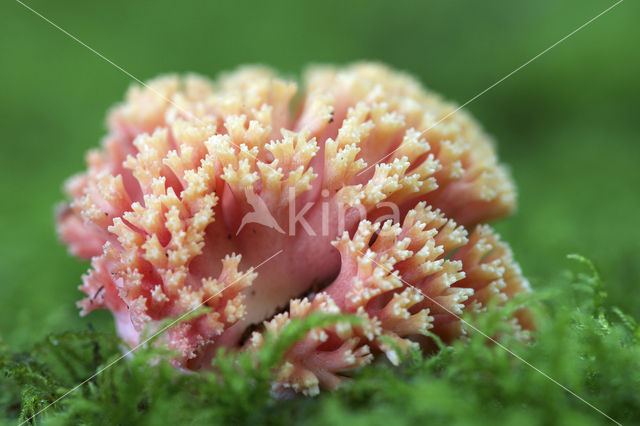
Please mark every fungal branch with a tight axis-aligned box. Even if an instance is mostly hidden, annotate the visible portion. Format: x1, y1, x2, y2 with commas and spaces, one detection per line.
57, 63, 530, 394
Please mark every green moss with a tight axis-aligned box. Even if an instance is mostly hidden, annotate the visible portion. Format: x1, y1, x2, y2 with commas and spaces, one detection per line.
2, 257, 639, 426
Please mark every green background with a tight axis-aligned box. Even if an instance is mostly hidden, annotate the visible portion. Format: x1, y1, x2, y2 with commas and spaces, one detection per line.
0, 0, 638, 363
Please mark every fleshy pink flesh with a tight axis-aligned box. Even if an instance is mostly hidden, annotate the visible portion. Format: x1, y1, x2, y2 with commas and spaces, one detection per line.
58, 63, 530, 394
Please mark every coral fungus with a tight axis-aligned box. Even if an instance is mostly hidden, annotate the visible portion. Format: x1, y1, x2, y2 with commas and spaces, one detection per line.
58, 63, 531, 395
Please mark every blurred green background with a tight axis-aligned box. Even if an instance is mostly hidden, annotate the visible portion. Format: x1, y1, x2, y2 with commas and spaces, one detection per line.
0, 0, 638, 350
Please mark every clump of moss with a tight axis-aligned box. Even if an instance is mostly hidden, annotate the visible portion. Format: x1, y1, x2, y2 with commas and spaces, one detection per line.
2, 256, 639, 425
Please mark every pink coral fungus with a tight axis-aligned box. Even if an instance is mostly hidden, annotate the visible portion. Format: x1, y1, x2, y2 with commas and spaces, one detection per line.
58, 63, 531, 395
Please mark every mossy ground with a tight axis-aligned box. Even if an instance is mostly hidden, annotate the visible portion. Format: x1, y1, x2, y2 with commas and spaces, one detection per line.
2, 256, 639, 425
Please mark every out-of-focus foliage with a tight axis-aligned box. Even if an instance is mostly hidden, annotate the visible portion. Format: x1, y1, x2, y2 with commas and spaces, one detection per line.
2, 258, 639, 425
